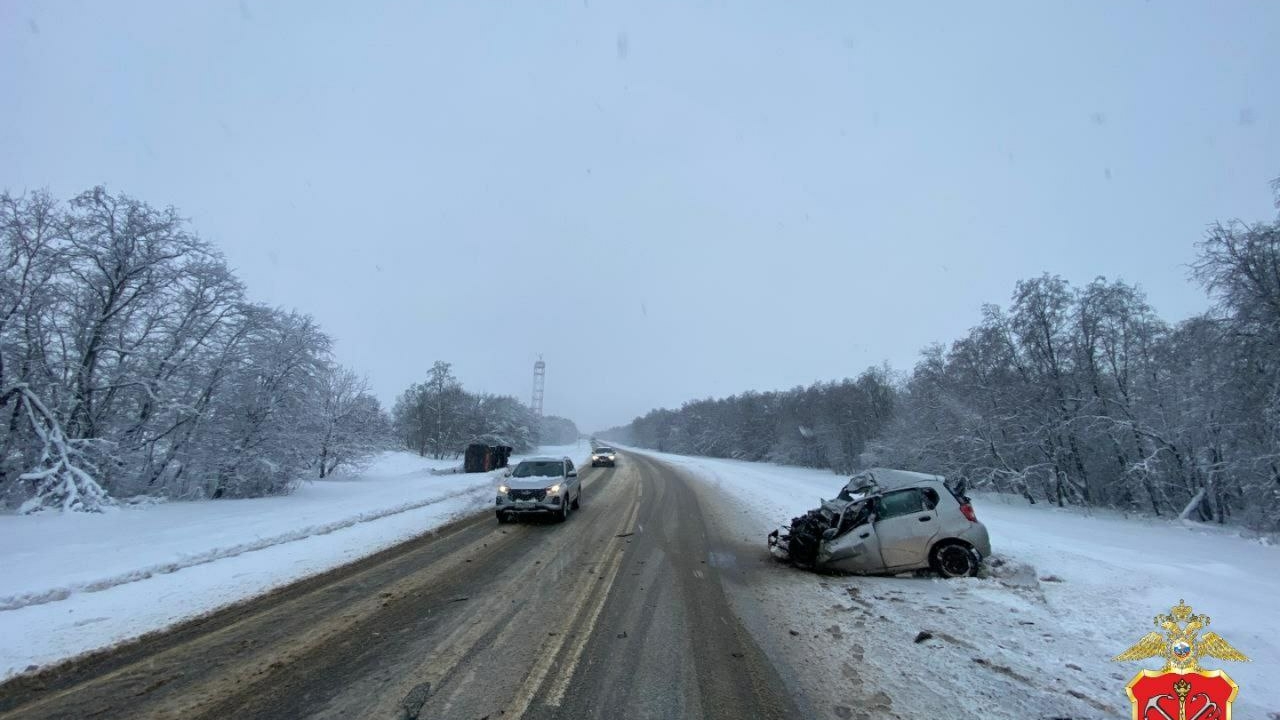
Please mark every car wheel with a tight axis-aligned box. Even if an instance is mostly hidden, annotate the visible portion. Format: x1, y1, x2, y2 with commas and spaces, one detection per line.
496, 511, 510, 524
571, 489, 581, 510
930, 541, 979, 578
556, 499, 569, 523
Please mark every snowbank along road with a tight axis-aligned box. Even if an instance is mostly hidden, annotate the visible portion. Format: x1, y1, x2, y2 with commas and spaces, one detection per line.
0, 452, 801, 720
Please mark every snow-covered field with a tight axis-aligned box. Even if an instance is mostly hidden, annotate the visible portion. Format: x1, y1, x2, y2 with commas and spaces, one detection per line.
0, 443, 591, 679
631, 449, 1280, 720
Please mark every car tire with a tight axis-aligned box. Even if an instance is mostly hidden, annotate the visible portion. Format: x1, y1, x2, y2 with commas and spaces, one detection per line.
556, 499, 569, 523
930, 541, 980, 578
571, 489, 581, 510
496, 512, 510, 524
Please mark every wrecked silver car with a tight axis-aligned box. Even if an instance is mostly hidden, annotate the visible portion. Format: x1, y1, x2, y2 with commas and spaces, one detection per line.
768, 468, 991, 578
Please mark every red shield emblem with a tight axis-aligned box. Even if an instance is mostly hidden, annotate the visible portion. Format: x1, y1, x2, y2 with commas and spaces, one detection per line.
1126, 670, 1238, 720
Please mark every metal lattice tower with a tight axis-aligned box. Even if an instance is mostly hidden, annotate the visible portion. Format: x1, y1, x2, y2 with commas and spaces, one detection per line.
531, 357, 545, 418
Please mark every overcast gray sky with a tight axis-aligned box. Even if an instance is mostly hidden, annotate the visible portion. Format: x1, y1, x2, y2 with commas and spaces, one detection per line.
3, 1, 1278, 432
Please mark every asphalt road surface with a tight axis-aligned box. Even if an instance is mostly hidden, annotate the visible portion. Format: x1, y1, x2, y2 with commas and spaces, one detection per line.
0, 451, 803, 720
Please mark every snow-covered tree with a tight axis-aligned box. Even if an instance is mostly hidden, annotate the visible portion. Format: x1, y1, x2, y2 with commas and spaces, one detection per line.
611, 178, 1280, 531
392, 363, 548, 458
316, 366, 387, 478
392, 361, 470, 460
0, 187, 387, 511
204, 307, 331, 498
538, 415, 579, 446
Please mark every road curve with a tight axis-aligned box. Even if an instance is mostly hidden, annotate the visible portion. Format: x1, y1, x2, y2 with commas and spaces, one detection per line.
0, 451, 800, 720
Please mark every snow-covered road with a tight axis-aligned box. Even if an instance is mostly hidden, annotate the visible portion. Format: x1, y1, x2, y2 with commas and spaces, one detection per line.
631, 448, 1280, 719
0, 449, 800, 720
4, 442, 1275, 718
0, 444, 591, 679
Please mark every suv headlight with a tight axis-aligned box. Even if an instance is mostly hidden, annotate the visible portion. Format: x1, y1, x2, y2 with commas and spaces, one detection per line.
547, 483, 561, 494
498, 484, 509, 494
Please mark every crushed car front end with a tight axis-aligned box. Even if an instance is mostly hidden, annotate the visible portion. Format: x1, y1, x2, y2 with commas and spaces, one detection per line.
767, 499, 848, 569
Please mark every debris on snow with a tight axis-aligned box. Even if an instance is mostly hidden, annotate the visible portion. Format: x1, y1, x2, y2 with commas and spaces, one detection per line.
625, 447, 1280, 720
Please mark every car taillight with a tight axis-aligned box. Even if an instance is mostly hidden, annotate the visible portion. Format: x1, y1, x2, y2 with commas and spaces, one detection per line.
960, 504, 977, 523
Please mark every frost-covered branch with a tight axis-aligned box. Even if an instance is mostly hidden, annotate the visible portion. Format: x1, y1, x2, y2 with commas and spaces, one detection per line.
3, 384, 112, 513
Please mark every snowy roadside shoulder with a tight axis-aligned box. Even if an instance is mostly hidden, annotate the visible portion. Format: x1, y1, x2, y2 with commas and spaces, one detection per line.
628, 448, 1280, 720
0, 444, 591, 680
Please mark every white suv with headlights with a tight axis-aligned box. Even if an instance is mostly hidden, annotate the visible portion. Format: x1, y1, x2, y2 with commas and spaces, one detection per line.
590, 446, 617, 467
496, 457, 581, 523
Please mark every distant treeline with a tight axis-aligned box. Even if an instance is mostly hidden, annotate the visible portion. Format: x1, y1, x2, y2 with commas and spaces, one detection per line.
605, 179, 1280, 531
392, 361, 577, 460
599, 371, 894, 473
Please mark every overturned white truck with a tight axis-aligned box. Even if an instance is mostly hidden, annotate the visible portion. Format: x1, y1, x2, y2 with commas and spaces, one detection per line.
767, 468, 992, 578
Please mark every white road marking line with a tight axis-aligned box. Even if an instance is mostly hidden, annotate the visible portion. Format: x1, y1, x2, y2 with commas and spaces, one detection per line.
378, 585, 524, 713
437, 666, 478, 714
543, 539, 627, 708
544, 493, 642, 708
362, 530, 560, 718
505, 484, 642, 717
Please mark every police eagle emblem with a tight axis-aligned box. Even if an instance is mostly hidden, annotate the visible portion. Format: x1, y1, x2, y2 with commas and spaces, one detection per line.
1113, 599, 1248, 720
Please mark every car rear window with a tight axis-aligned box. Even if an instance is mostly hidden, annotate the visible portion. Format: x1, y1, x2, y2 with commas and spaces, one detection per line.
921, 487, 940, 510
944, 480, 970, 505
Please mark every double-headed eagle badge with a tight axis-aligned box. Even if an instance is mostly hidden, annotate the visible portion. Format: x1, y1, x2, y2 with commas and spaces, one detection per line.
1113, 600, 1249, 720
1113, 599, 1249, 671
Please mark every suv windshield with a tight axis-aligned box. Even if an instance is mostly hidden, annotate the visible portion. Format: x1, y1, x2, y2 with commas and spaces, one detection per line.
512, 461, 563, 478
594, 448, 613, 454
